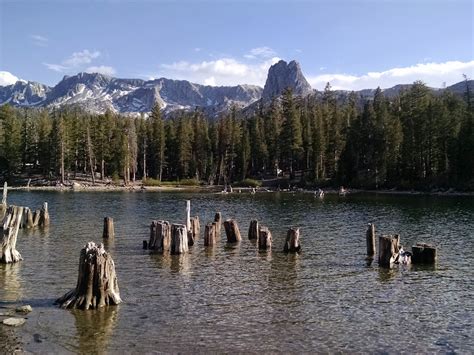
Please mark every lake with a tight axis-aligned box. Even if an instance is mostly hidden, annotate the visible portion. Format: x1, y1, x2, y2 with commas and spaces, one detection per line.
1, 191, 473, 353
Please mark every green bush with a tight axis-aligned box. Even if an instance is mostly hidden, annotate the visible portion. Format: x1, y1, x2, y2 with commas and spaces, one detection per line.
142, 178, 162, 186
235, 178, 262, 187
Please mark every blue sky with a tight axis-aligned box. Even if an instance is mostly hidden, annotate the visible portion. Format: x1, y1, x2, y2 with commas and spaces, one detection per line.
0, 0, 473, 89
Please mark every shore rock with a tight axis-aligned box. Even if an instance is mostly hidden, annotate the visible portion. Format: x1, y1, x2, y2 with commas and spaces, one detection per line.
2, 318, 26, 326
15, 305, 32, 314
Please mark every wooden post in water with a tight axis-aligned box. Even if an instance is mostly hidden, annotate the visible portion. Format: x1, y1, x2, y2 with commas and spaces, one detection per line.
170, 224, 188, 254
185, 200, 191, 231
32, 209, 41, 227
224, 219, 241, 243
188, 216, 200, 246
1, 182, 7, 206
0, 206, 24, 263
248, 219, 259, 240
258, 226, 272, 250
149, 220, 171, 252
412, 243, 437, 264
378, 234, 400, 267
39, 202, 50, 227
214, 212, 222, 239
25, 208, 34, 228
366, 223, 376, 258
284, 227, 301, 253
103, 217, 115, 239
204, 222, 218, 246
55, 242, 122, 309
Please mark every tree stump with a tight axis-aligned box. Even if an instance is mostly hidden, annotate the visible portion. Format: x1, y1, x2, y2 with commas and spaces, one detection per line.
24, 208, 34, 229
188, 216, 200, 246
170, 224, 188, 254
39, 202, 50, 227
185, 200, 191, 231
1, 206, 24, 263
102, 217, 114, 239
214, 212, 222, 239
32, 209, 41, 227
55, 242, 122, 309
258, 226, 272, 250
284, 228, 301, 253
224, 219, 241, 243
204, 222, 218, 246
378, 234, 400, 267
248, 219, 259, 240
366, 223, 376, 258
149, 220, 171, 252
412, 243, 437, 264
0, 182, 7, 221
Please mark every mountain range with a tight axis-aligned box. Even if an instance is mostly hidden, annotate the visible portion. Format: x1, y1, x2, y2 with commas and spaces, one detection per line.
0, 60, 471, 116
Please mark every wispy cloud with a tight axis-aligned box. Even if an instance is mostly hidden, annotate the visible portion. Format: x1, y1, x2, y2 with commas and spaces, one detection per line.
307, 61, 474, 90
43, 49, 114, 75
159, 56, 280, 86
244, 46, 277, 60
30, 34, 48, 47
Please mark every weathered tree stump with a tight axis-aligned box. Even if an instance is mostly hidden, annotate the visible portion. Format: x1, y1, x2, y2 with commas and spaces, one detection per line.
366, 223, 376, 258
55, 242, 122, 309
24, 208, 34, 229
204, 222, 218, 246
214, 212, 222, 239
39, 202, 50, 227
248, 219, 259, 240
102, 217, 115, 239
0, 182, 7, 221
378, 234, 400, 267
149, 220, 171, 252
0, 206, 24, 263
185, 200, 191, 231
170, 224, 188, 254
224, 219, 241, 243
258, 226, 272, 250
412, 243, 437, 264
188, 216, 200, 246
284, 228, 301, 253
32, 209, 41, 227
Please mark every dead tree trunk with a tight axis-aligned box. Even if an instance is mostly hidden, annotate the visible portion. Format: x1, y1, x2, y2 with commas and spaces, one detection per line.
39, 202, 50, 227
366, 223, 376, 258
258, 226, 272, 250
412, 243, 437, 264
284, 228, 301, 253
188, 216, 200, 246
32, 209, 41, 227
204, 222, 218, 247
185, 200, 191, 231
224, 219, 241, 243
102, 217, 114, 239
170, 224, 188, 254
55, 242, 122, 309
248, 219, 259, 240
378, 235, 400, 267
24, 208, 34, 228
0, 182, 7, 220
149, 220, 171, 252
0, 206, 24, 263
214, 212, 222, 239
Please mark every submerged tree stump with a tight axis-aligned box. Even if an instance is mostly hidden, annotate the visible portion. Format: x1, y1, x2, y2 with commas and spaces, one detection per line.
185, 200, 191, 231
56, 242, 122, 309
188, 216, 200, 246
0, 206, 24, 263
103, 217, 115, 239
258, 226, 272, 250
214, 212, 222, 239
224, 219, 241, 243
366, 223, 376, 258
204, 222, 218, 246
149, 220, 171, 252
39, 202, 50, 227
32, 209, 41, 227
170, 224, 188, 254
248, 219, 259, 240
284, 228, 301, 253
412, 243, 437, 264
378, 234, 400, 267
24, 208, 34, 229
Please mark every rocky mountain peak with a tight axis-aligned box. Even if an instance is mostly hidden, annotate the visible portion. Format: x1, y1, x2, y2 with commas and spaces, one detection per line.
262, 59, 313, 101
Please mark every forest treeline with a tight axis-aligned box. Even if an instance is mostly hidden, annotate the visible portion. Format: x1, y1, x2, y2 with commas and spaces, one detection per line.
0, 80, 473, 190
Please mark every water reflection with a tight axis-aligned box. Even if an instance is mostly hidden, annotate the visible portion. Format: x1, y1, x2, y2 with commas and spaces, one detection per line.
72, 307, 119, 354
0, 263, 23, 302
377, 267, 398, 282
170, 254, 191, 275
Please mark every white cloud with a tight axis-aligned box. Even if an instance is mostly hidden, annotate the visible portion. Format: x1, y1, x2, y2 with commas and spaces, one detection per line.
159, 56, 280, 86
30, 34, 48, 47
44, 49, 102, 73
244, 46, 277, 60
0, 71, 20, 86
307, 60, 474, 90
85, 65, 116, 76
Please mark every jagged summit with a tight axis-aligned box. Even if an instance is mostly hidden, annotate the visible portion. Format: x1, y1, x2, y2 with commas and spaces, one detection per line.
262, 60, 313, 101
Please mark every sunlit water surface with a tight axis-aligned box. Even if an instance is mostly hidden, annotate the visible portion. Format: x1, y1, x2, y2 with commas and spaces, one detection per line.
0, 191, 473, 353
